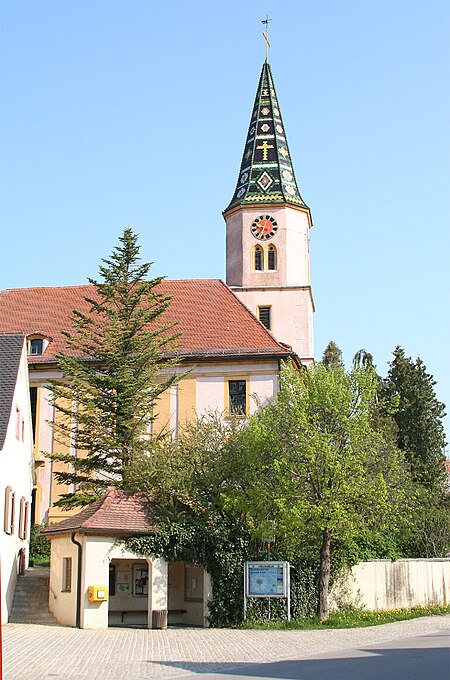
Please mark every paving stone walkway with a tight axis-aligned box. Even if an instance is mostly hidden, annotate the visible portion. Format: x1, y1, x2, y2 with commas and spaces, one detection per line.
2, 615, 450, 679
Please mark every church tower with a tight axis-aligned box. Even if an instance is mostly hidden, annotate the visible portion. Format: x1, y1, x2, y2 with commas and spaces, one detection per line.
223, 58, 314, 363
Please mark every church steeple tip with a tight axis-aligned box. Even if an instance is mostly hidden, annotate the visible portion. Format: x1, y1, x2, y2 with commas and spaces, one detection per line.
224, 60, 309, 215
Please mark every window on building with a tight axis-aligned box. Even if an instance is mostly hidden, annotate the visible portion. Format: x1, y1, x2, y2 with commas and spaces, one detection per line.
29, 338, 43, 355
19, 497, 26, 539
258, 306, 271, 330
109, 564, 116, 597
30, 387, 37, 443
24, 502, 30, 540
254, 246, 263, 271
4, 487, 15, 535
268, 245, 277, 270
62, 557, 72, 592
15, 407, 21, 439
18, 498, 30, 540
228, 380, 247, 416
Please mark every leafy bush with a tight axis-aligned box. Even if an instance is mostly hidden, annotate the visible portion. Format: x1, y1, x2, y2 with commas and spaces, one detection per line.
123, 516, 321, 627
29, 524, 50, 564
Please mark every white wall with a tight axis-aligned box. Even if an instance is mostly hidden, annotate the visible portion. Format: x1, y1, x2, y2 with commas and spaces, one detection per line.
48, 534, 78, 627
196, 362, 280, 416
0, 341, 34, 623
49, 535, 169, 629
331, 559, 450, 611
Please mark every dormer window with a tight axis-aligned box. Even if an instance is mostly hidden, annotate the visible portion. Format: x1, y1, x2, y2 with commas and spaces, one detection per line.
27, 334, 51, 356
29, 338, 43, 355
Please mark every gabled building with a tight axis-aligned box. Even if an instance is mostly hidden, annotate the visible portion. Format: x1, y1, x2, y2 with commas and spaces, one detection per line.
0, 333, 34, 623
0, 280, 298, 525
0, 57, 314, 531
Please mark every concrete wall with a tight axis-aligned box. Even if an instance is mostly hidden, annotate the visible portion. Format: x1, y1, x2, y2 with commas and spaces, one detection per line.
331, 559, 450, 611
0, 340, 34, 623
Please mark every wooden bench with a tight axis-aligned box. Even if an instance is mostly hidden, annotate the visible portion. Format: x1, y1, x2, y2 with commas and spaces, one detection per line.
112, 609, 187, 623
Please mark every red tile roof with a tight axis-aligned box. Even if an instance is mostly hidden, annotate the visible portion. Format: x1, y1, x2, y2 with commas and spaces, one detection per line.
0, 280, 293, 364
43, 490, 156, 536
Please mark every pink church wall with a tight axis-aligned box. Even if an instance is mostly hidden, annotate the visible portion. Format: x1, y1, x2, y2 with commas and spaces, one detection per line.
235, 287, 314, 362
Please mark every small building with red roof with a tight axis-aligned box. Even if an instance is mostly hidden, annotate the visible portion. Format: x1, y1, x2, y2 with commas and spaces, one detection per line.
43, 490, 210, 629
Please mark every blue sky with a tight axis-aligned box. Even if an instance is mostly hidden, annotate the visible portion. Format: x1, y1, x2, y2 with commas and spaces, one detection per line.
1, 0, 449, 443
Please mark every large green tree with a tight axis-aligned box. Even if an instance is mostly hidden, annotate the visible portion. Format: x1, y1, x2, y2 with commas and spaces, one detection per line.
50, 228, 181, 508
242, 360, 409, 621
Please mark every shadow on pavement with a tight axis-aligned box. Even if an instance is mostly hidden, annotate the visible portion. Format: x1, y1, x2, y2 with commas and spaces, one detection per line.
148, 637, 450, 680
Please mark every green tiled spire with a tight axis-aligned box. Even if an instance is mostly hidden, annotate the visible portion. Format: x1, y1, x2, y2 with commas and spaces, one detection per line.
225, 61, 309, 214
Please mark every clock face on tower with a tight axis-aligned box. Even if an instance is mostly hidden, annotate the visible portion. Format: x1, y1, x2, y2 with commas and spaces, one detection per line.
251, 215, 278, 240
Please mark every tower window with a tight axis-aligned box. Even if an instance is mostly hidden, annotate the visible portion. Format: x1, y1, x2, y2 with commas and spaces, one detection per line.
258, 306, 271, 330
228, 380, 247, 416
254, 246, 263, 271
268, 245, 277, 270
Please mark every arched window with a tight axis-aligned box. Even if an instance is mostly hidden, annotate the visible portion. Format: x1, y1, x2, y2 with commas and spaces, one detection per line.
254, 246, 263, 271
268, 245, 277, 270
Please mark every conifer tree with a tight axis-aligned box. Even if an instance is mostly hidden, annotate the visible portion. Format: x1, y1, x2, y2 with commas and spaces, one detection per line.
383, 346, 446, 489
321, 340, 344, 370
50, 228, 181, 508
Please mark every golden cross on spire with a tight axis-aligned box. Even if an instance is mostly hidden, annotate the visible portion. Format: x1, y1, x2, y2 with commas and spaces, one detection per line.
262, 15, 271, 62
257, 140, 274, 161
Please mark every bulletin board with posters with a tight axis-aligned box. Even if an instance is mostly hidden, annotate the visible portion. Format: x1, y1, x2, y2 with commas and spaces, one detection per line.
133, 564, 148, 597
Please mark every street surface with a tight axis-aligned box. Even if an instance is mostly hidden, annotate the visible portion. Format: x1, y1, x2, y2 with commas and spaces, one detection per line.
2, 614, 449, 679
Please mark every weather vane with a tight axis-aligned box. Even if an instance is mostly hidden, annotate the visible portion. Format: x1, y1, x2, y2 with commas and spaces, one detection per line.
262, 15, 272, 62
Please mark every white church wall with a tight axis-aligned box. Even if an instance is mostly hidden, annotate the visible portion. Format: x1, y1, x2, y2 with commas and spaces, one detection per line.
0, 341, 33, 623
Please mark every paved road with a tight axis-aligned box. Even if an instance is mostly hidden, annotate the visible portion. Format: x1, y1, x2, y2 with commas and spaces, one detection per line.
2, 615, 450, 680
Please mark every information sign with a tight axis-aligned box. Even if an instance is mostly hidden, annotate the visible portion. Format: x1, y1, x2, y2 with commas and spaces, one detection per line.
247, 562, 287, 597
244, 561, 291, 621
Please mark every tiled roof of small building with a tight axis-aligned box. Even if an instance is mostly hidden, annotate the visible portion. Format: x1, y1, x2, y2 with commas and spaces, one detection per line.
224, 61, 310, 215
0, 333, 25, 450
43, 490, 156, 536
0, 279, 294, 364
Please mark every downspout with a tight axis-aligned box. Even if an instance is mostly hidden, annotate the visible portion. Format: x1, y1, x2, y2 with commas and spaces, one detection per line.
71, 532, 83, 629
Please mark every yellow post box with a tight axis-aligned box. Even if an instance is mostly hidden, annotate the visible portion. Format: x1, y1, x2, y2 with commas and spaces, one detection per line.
88, 586, 109, 602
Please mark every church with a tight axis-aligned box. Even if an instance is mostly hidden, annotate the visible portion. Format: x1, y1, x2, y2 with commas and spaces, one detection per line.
0, 55, 314, 528
0, 54, 314, 627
